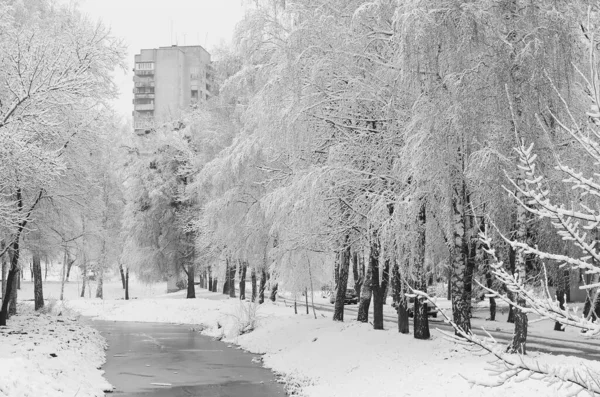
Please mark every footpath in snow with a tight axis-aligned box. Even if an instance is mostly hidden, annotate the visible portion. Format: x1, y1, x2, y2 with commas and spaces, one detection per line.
67, 288, 600, 397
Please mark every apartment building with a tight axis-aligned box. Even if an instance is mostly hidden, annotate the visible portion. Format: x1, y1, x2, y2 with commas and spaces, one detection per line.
133, 45, 212, 134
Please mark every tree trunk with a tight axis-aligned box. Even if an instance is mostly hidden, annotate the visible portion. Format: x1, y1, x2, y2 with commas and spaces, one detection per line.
17, 268, 20, 290
0, 189, 41, 324
187, 264, 196, 298
413, 276, 430, 340
251, 268, 257, 302
504, 0, 527, 350
334, 252, 340, 293
507, 244, 516, 323
352, 250, 364, 298
509, 188, 529, 354
369, 236, 386, 330
9, 266, 18, 316
450, 177, 471, 335
486, 271, 496, 321
511, 301, 528, 354
357, 252, 373, 323
80, 262, 87, 298
239, 261, 247, 300
1, 241, 6, 299
125, 268, 130, 300
447, 270, 451, 301
223, 259, 232, 295
373, 257, 390, 330
60, 248, 68, 301
259, 269, 267, 304
223, 274, 229, 295
398, 297, 410, 334
462, 211, 477, 322
96, 269, 104, 299
66, 259, 74, 282
1, 240, 22, 324
333, 240, 351, 322
308, 261, 317, 319
392, 261, 409, 334
413, 202, 430, 340
229, 261, 237, 298
208, 266, 213, 292
32, 251, 44, 310
554, 280, 565, 331
270, 282, 278, 302
119, 264, 126, 289
554, 268, 567, 331
305, 287, 309, 314
479, 216, 496, 321
212, 278, 218, 293
44, 257, 48, 281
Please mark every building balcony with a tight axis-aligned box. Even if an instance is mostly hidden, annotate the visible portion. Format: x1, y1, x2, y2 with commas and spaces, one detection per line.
135, 103, 155, 111
134, 80, 155, 88
134, 93, 155, 99
134, 118, 155, 131
135, 69, 154, 76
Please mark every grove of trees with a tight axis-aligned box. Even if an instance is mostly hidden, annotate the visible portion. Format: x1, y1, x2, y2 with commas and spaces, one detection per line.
0, 0, 125, 324
3, 0, 600, 393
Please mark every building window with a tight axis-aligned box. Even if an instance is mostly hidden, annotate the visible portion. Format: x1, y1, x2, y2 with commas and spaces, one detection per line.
190, 67, 199, 80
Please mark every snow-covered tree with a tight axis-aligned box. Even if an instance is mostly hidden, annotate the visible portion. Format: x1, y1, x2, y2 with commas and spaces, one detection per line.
417, 20, 600, 394
0, 1, 125, 324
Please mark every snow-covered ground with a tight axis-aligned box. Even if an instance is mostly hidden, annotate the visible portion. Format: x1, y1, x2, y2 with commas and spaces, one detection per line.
64, 286, 600, 397
0, 303, 111, 397
0, 277, 164, 397
6, 277, 598, 397
17, 277, 167, 302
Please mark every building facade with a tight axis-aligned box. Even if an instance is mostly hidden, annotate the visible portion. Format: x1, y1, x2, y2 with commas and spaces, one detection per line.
133, 45, 212, 134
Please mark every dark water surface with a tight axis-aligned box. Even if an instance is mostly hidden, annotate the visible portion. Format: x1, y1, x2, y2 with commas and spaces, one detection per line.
92, 320, 286, 396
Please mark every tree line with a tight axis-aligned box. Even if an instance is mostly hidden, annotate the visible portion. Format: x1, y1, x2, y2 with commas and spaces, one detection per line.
2, 0, 600, 392
0, 0, 125, 325
122, 1, 600, 392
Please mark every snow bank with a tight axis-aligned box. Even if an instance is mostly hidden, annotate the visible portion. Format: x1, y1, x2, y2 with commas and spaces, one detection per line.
0, 304, 111, 397
69, 290, 596, 396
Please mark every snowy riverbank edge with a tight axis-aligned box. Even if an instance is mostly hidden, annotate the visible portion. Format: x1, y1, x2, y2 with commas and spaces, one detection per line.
0, 303, 112, 397
67, 291, 598, 397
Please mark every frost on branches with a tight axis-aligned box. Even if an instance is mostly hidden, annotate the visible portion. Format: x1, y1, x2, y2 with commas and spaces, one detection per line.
416, 33, 600, 394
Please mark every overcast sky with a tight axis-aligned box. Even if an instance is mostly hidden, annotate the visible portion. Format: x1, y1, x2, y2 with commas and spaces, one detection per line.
73, 0, 245, 119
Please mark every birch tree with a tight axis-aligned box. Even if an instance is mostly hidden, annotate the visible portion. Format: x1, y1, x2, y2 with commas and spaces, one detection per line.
415, 17, 600, 394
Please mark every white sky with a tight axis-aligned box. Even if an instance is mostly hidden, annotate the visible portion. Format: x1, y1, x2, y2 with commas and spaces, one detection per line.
72, 0, 246, 119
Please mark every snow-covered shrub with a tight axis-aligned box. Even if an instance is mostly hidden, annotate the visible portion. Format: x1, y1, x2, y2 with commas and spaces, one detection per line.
228, 301, 261, 337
